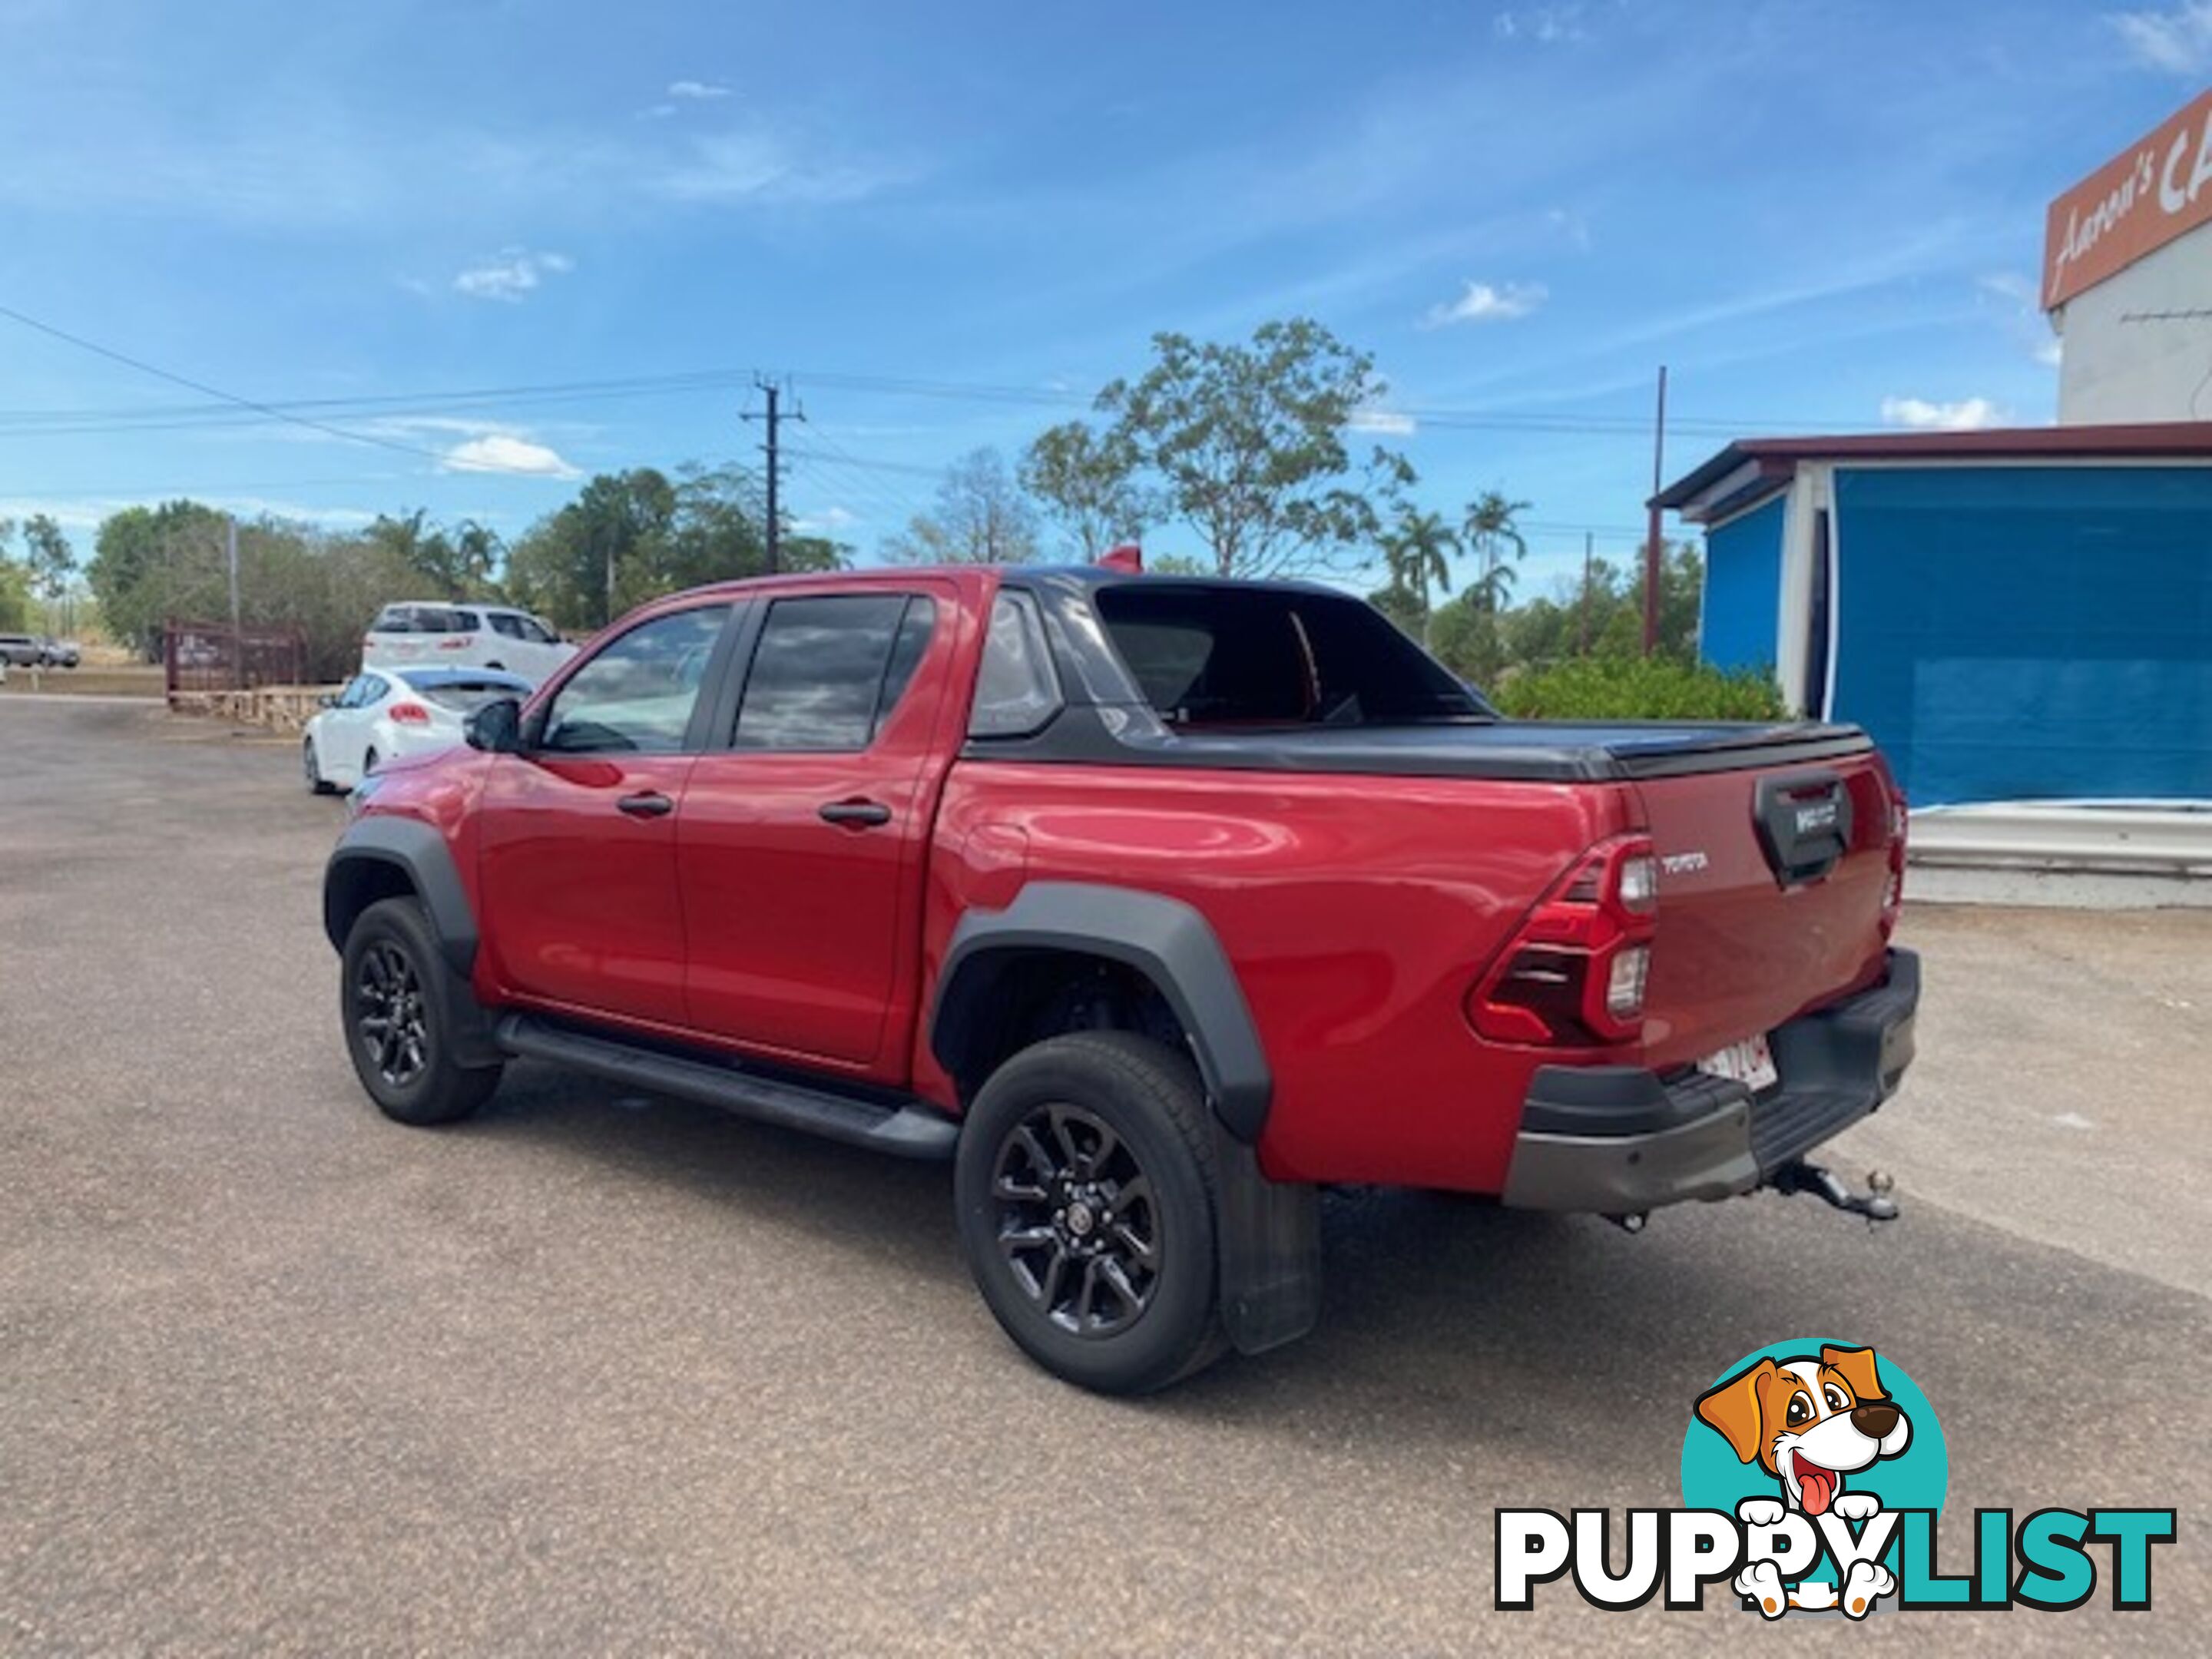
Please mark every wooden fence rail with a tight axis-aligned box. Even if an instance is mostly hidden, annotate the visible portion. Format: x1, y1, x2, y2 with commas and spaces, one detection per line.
167, 684, 343, 734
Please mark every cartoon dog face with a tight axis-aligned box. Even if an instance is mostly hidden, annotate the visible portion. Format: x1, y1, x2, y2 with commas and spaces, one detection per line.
1695, 1345, 1911, 1516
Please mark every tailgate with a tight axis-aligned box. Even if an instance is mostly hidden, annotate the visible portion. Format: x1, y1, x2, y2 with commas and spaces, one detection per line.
1631, 746, 1899, 1070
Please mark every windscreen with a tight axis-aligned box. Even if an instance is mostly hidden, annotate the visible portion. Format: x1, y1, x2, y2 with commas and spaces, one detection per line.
1094, 584, 1494, 728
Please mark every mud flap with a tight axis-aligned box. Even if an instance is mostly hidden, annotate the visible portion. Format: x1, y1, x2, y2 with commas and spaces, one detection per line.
1213, 1124, 1321, 1355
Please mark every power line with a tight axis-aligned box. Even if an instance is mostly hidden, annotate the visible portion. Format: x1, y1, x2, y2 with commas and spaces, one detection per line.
790, 432, 932, 534
0, 301, 572, 475
0, 369, 770, 435
0, 337, 1866, 444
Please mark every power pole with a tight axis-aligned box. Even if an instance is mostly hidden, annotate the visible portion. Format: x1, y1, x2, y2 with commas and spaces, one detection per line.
1580, 531, 1594, 657
227, 515, 243, 689
1642, 364, 1668, 656
601, 525, 615, 628
743, 375, 805, 575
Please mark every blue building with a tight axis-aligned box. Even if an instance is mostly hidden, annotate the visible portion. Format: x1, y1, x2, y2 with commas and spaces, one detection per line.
1656, 426, 2212, 806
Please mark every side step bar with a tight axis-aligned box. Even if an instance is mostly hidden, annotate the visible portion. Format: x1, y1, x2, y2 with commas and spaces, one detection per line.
494, 1015, 960, 1161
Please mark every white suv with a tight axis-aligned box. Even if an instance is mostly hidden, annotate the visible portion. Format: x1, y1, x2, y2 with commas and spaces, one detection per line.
361, 601, 577, 687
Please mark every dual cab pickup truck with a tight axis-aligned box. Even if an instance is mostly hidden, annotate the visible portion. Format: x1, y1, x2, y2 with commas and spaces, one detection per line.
324, 565, 1919, 1392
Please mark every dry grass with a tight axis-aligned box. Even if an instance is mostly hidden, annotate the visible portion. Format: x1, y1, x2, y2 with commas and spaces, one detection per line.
0, 664, 167, 699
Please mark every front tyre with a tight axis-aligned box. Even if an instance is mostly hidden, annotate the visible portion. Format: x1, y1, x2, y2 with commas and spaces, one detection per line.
955, 1032, 1224, 1394
340, 896, 502, 1126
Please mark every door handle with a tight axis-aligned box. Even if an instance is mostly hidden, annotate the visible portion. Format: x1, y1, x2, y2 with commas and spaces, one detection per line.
818, 799, 892, 828
617, 790, 675, 819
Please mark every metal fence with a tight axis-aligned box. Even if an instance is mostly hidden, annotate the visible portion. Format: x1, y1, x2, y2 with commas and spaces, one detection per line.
164, 620, 307, 697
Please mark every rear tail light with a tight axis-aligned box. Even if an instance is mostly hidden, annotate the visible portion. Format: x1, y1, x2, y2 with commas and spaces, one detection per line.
1881, 788, 1908, 938
388, 702, 431, 725
1469, 833, 1658, 1048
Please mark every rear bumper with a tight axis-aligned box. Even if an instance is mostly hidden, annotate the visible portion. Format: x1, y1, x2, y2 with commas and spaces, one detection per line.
1499, 948, 1919, 1213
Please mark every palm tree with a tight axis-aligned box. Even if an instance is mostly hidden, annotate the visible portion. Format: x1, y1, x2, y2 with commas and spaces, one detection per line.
1379, 507, 1460, 645
1462, 491, 1530, 614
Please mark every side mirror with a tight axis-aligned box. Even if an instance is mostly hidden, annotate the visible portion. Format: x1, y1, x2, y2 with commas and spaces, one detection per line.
465, 697, 525, 753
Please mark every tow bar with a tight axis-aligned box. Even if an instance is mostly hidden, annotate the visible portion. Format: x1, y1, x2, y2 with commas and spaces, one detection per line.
1772, 1160, 1899, 1224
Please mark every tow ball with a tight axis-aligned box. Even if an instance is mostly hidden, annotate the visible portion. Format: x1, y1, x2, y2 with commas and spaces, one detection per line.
1772, 1160, 1899, 1224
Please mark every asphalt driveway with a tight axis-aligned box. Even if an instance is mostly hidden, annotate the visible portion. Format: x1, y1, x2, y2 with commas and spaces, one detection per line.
2, 697, 2204, 1654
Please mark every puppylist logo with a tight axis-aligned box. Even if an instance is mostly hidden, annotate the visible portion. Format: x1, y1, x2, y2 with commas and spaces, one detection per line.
1496, 1339, 2175, 1618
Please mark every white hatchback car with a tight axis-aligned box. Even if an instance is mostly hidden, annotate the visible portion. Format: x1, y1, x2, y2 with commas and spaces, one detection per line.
361, 601, 575, 685
303, 666, 532, 793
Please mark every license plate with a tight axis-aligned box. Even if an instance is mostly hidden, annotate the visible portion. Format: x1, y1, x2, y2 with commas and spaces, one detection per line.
1697, 1035, 1778, 1092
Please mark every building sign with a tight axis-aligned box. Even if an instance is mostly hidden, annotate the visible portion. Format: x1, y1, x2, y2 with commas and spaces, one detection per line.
2044, 88, 2212, 310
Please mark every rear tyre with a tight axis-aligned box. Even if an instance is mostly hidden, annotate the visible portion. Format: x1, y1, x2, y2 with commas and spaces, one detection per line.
303, 737, 337, 795
340, 896, 503, 1126
955, 1031, 1224, 1394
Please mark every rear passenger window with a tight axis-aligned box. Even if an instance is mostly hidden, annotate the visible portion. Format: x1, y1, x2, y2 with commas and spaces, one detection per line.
372, 606, 412, 634
733, 594, 934, 752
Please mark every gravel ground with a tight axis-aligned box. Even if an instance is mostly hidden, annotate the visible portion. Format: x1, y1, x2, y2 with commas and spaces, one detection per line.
2, 697, 2204, 1655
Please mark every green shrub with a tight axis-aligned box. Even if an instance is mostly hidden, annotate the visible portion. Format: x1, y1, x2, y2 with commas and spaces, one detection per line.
1492, 656, 1789, 722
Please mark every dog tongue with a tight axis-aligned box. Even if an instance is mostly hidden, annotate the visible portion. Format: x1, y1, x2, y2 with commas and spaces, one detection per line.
1797, 1460, 1839, 1516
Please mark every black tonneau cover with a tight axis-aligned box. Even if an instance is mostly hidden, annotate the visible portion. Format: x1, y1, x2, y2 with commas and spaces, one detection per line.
970, 708, 1873, 784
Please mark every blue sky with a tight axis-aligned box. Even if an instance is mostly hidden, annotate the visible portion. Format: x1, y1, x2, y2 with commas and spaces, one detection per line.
2, 0, 2207, 594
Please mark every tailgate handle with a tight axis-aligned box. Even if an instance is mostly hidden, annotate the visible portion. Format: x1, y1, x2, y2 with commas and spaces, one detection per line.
1753, 770, 1853, 888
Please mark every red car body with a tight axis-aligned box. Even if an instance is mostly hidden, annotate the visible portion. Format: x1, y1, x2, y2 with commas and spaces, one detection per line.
340, 565, 1909, 1194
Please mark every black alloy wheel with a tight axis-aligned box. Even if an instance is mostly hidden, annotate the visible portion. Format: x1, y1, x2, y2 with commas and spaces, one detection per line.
991, 1102, 1161, 1337
353, 939, 429, 1089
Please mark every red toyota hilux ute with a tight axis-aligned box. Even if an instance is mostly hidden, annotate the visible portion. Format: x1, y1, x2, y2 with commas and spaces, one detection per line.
324, 565, 1919, 1392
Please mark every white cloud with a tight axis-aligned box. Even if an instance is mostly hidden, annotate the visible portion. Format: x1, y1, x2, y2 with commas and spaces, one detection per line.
1545, 206, 1593, 250
654, 131, 898, 205
1493, 6, 1588, 43
1422, 280, 1548, 327
452, 247, 575, 303
2108, 2, 2212, 71
1976, 272, 2068, 368
793, 505, 860, 533
441, 433, 580, 477
1880, 396, 2005, 431
1349, 406, 1419, 435
668, 79, 733, 100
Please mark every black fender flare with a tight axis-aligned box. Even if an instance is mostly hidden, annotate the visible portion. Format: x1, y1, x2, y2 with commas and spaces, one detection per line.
323, 815, 479, 979
931, 881, 1273, 1142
